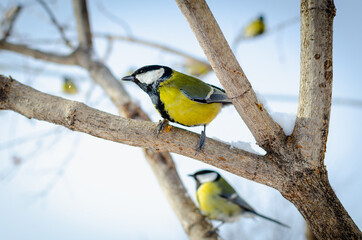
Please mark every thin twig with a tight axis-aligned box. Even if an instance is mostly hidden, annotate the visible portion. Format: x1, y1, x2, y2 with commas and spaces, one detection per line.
96, 0, 133, 37
3, 32, 210, 69
95, 32, 211, 69
36, 0, 73, 48
1, 5, 22, 41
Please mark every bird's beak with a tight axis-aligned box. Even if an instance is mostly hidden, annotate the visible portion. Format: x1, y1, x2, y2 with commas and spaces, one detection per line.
188, 174, 195, 178
121, 75, 135, 81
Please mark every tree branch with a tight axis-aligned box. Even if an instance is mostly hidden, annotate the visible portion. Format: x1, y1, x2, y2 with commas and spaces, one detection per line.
0, 41, 77, 65
294, 0, 335, 166
0, 75, 281, 188
1, 5, 22, 41
175, 0, 285, 153
73, 0, 93, 49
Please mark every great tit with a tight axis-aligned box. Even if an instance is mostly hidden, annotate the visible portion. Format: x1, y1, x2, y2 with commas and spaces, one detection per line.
62, 76, 78, 95
243, 15, 265, 38
121, 65, 231, 151
189, 170, 289, 233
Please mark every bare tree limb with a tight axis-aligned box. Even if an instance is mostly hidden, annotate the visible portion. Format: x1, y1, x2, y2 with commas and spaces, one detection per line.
36, 0, 73, 48
73, 0, 92, 49
0, 41, 77, 65
294, 0, 335, 166
2, 32, 211, 70
1, 5, 22, 41
175, 0, 285, 153
0, 75, 280, 187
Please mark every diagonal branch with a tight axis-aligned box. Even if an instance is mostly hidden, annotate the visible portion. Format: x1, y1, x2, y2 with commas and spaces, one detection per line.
294, 0, 336, 166
0, 75, 280, 189
36, 0, 73, 48
1, 5, 22, 41
175, 0, 285, 153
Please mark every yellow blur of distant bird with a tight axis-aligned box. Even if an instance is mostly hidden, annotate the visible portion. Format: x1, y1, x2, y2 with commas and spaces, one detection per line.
233, 15, 266, 49
243, 15, 265, 38
183, 59, 212, 77
62, 77, 78, 95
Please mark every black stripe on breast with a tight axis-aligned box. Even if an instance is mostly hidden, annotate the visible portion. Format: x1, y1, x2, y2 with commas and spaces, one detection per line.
149, 87, 174, 123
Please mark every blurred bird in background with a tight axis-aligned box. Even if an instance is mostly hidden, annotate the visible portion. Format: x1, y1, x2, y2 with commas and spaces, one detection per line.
189, 170, 289, 235
62, 76, 78, 95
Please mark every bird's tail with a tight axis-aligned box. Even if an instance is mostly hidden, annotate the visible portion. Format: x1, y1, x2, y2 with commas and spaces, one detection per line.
254, 212, 290, 228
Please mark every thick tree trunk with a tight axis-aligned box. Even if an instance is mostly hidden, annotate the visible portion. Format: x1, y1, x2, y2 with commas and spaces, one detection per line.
281, 166, 361, 239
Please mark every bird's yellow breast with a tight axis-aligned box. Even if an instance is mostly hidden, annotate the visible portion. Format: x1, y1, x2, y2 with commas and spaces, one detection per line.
196, 182, 241, 222
158, 84, 222, 126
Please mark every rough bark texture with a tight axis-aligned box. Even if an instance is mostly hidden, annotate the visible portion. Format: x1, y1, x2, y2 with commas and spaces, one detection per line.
0, 76, 277, 185
295, 0, 334, 166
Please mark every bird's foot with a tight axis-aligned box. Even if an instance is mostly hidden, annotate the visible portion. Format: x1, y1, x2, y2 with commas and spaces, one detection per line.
156, 119, 170, 136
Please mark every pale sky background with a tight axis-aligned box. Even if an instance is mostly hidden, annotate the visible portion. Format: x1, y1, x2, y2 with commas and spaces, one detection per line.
0, 0, 361, 240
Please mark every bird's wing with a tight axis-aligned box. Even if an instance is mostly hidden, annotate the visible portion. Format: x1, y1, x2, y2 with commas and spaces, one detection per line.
220, 192, 290, 228
219, 192, 255, 213
180, 83, 231, 104
216, 177, 255, 212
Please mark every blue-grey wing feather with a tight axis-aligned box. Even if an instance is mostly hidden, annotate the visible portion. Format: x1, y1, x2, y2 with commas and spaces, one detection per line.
180, 84, 232, 104
220, 192, 255, 213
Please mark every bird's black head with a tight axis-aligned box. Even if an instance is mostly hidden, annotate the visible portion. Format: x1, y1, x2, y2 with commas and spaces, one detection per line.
121, 65, 172, 92
259, 15, 264, 22
188, 170, 221, 188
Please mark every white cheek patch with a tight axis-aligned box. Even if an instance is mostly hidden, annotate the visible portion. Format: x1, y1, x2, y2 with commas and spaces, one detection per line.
136, 68, 165, 85
196, 172, 218, 183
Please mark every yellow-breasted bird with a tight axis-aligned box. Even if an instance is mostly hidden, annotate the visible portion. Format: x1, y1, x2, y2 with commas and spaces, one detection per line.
62, 77, 78, 95
121, 65, 231, 151
189, 170, 289, 233
243, 15, 265, 38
